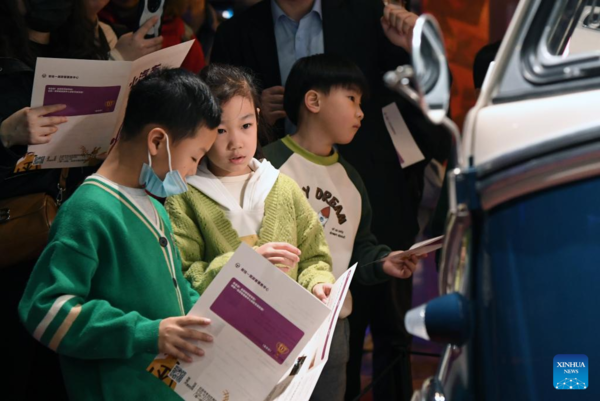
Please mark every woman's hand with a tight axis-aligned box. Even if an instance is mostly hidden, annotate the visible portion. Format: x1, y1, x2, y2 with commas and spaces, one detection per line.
381, 3, 418, 53
260, 86, 287, 126
0, 104, 67, 148
113, 17, 164, 61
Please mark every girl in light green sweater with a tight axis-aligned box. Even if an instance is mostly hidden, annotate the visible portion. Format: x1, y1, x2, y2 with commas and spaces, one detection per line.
165, 64, 335, 299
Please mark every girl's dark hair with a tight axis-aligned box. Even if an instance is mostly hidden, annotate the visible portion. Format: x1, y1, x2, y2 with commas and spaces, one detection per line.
284, 54, 369, 126
199, 64, 274, 147
0, 0, 35, 66
52, 0, 110, 60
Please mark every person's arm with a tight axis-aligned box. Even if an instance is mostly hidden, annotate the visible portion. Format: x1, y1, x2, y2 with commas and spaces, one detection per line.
0, 132, 26, 179
348, 162, 425, 282
185, 276, 201, 305
109, 17, 163, 61
165, 194, 234, 295
19, 238, 161, 359
376, 1, 413, 73
289, 180, 336, 292
350, 182, 392, 285
338, 160, 391, 284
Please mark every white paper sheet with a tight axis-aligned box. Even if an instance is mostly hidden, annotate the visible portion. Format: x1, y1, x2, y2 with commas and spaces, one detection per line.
363, 236, 444, 268
382, 102, 425, 168
405, 235, 444, 257
266, 264, 356, 401
18, 41, 193, 170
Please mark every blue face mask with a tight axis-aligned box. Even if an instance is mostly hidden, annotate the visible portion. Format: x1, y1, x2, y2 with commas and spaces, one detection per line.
139, 135, 188, 198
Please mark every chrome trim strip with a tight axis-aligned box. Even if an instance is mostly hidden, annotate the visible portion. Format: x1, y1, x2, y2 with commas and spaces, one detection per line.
437, 344, 453, 383
479, 140, 600, 210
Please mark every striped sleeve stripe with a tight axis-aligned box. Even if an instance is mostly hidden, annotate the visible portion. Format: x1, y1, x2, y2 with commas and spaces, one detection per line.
33, 294, 76, 341
49, 304, 82, 351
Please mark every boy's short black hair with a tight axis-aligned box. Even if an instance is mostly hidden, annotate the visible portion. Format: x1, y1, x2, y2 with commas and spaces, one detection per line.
121, 68, 221, 142
284, 54, 369, 125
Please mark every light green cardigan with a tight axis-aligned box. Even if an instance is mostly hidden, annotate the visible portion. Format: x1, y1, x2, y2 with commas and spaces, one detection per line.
165, 174, 335, 295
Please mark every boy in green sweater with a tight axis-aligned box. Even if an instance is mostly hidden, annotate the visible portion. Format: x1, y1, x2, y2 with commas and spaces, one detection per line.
263, 54, 424, 401
19, 69, 221, 400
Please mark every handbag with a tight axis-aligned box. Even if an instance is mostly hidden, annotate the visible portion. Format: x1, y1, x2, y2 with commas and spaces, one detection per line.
0, 169, 68, 269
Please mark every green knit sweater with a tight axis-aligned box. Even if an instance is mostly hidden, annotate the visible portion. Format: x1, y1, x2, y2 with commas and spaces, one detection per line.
18, 176, 198, 400
165, 174, 335, 295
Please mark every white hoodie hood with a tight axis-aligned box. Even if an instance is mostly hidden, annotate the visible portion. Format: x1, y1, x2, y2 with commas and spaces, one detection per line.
187, 158, 280, 238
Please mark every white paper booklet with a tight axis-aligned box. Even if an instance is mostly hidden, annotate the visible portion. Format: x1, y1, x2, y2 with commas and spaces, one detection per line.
266, 263, 356, 401
148, 244, 356, 401
362, 235, 444, 269
406, 235, 444, 256
16, 41, 193, 171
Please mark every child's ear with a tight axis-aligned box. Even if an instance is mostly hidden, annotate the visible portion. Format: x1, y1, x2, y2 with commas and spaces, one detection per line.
147, 127, 167, 156
305, 90, 320, 114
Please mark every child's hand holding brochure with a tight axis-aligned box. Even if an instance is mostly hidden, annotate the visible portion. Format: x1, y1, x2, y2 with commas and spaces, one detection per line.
362, 235, 444, 269
148, 244, 356, 401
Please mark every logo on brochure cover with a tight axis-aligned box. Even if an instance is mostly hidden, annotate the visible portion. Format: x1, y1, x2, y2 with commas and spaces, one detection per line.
275, 342, 290, 359
554, 354, 588, 389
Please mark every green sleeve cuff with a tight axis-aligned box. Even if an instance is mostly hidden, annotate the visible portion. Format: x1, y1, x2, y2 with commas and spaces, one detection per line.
355, 250, 391, 285
372, 261, 389, 282
134, 319, 161, 355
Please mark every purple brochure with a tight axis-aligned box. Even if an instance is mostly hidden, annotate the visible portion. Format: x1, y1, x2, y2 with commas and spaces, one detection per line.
210, 278, 304, 365
43, 85, 121, 116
